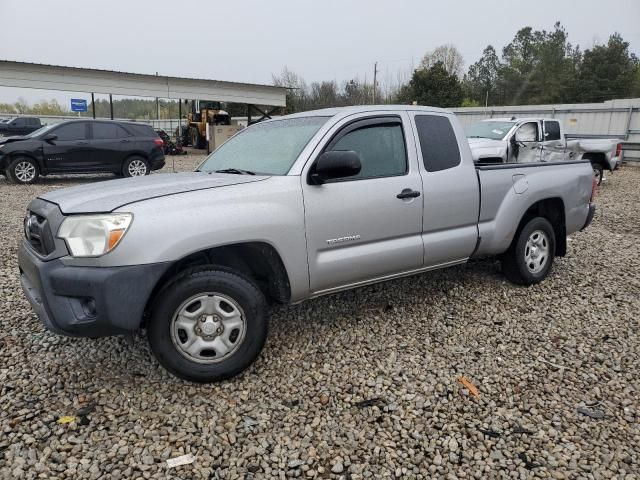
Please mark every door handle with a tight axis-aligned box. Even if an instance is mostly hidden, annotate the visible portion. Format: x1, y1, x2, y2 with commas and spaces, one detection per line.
76, 141, 88, 145
120, 139, 130, 143
396, 188, 421, 199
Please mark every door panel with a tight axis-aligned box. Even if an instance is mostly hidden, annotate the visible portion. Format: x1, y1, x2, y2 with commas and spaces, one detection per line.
302, 114, 424, 293
541, 120, 566, 162
42, 122, 91, 171
510, 122, 542, 163
90, 122, 132, 171
411, 113, 480, 266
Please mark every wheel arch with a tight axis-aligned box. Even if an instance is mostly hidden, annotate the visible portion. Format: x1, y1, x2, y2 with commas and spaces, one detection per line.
143, 241, 291, 325
6, 151, 44, 172
583, 152, 610, 171
514, 197, 566, 256
123, 151, 149, 162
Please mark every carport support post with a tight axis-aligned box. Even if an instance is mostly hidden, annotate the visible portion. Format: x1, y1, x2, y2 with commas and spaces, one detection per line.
177, 99, 182, 147
91, 93, 95, 119
109, 94, 114, 120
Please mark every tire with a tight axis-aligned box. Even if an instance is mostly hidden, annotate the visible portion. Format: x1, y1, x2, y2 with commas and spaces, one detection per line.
501, 217, 556, 286
147, 268, 268, 383
592, 163, 603, 186
122, 156, 149, 177
7, 157, 39, 184
189, 127, 204, 149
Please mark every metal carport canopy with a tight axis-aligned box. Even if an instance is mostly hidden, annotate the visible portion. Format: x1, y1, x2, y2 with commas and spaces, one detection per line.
0, 60, 287, 106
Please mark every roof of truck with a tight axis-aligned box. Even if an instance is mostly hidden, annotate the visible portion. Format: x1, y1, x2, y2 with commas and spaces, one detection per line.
486, 117, 558, 123
285, 105, 451, 118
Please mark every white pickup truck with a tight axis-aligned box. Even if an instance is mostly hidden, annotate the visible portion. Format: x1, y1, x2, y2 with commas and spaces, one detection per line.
466, 118, 622, 185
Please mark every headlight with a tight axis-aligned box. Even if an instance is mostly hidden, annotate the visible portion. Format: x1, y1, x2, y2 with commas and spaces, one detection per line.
58, 213, 133, 257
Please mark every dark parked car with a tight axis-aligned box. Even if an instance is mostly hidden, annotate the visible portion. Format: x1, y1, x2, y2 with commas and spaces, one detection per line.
0, 117, 43, 136
0, 120, 165, 184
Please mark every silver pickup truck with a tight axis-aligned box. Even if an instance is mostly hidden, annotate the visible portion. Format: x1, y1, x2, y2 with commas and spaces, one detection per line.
18, 106, 596, 382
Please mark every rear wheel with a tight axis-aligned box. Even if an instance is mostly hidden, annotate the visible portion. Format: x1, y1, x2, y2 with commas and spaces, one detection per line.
190, 127, 206, 149
502, 217, 556, 286
7, 157, 39, 184
592, 163, 603, 186
122, 156, 149, 177
147, 268, 268, 383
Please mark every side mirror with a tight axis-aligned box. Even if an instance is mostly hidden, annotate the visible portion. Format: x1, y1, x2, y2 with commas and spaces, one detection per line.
309, 150, 361, 185
43, 133, 57, 143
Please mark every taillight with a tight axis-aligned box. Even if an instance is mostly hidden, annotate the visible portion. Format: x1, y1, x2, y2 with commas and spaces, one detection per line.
153, 137, 164, 147
615, 142, 622, 157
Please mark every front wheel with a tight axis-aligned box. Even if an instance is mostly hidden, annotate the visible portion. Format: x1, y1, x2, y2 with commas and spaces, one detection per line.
592, 163, 603, 186
147, 268, 268, 382
122, 156, 149, 177
502, 217, 556, 286
7, 157, 40, 184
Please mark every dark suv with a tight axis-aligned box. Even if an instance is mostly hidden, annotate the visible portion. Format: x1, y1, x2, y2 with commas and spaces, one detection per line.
0, 120, 165, 184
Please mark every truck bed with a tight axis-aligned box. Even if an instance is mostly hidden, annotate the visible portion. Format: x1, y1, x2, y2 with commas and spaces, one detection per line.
473, 160, 594, 256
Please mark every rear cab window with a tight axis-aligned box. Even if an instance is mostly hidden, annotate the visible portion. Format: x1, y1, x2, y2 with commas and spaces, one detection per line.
544, 121, 561, 141
414, 115, 461, 172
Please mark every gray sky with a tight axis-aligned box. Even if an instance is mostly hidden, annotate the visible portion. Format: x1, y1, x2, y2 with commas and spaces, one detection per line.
0, 0, 639, 105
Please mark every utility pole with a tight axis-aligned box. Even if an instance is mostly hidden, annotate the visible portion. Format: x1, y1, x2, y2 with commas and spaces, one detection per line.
373, 61, 378, 104
485, 90, 489, 108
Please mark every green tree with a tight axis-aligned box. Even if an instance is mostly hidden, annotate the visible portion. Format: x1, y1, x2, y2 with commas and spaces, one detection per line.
465, 45, 500, 105
472, 22, 583, 105
577, 33, 638, 102
399, 62, 463, 107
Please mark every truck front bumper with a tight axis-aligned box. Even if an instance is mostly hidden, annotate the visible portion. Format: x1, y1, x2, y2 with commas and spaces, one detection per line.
581, 203, 596, 231
18, 241, 169, 337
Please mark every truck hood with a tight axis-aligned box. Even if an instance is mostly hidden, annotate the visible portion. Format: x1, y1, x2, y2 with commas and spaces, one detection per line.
39, 172, 269, 214
467, 137, 507, 160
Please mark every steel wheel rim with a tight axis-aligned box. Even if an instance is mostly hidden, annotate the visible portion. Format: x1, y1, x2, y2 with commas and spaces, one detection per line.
524, 229, 549, 274
170, 293, 247, 364
128, 159, 147, 176
15, 161, 36, 182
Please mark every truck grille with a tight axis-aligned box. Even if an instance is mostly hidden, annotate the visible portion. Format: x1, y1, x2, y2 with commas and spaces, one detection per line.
24, 212, 55, 256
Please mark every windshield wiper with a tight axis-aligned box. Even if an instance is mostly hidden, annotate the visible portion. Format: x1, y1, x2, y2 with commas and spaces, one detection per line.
213, 168, 256, 175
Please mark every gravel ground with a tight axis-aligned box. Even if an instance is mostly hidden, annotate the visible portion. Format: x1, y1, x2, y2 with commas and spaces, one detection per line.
0, 158, 638, 479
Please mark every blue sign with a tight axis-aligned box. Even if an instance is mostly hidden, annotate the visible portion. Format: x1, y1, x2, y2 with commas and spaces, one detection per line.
70, 99, 88, 112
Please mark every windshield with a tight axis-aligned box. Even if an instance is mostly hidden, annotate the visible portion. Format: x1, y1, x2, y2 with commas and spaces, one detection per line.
465, 121, 515, 140
198, 116, 329, 175
24, 124, 55, 138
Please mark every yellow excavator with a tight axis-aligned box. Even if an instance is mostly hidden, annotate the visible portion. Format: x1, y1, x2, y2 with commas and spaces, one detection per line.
185, 100, 231, 149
